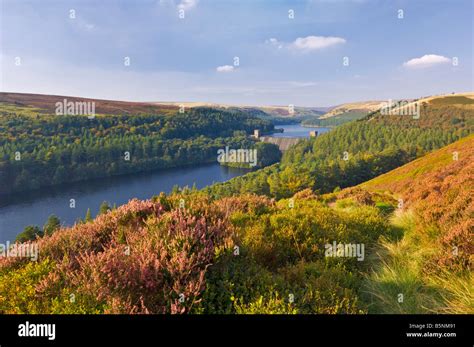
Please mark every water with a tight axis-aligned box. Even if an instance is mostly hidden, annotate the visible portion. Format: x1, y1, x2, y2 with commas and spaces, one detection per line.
272, 124, 330, 138
0, 124, 328, 242
0, 164, 248, 243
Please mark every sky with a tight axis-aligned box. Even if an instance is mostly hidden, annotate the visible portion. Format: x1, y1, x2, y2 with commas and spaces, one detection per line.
0, 0, 473, 107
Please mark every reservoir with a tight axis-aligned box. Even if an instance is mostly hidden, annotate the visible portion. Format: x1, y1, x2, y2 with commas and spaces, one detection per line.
0, 164, 248, 243
0, 124, 329, 242
272, 124, 330, 138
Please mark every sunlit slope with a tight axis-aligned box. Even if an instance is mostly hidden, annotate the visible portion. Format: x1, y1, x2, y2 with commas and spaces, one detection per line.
0, 92, 179, 115
319, 100, 383, 119
359, 136, 473, 313
361, 134, 474, 206
361, 135, 473, 268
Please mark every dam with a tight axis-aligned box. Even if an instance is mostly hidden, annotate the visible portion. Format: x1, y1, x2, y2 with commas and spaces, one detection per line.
258, 136, 303, 151
254, 126, 322, 152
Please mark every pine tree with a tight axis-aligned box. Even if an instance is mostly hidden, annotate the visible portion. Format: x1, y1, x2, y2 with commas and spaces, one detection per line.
43, 215, 61, 236
99, 201, 110, 215
85, 208, 93, 222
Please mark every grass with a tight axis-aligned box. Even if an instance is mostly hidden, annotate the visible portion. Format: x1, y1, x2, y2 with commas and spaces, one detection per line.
428, 271, 474, 314
429, 96, 474, 105
0, 102, 126, 120
363, 211, 474, 314
0, 102, 44, 116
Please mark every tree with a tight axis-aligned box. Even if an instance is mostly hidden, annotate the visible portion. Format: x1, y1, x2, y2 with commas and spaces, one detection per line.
85, 208, 93, 222
99, 201, 111, 215
43, 215, 61, 236
255, 142, 281, 168
15, 226, 43, 243
268, 166, 314, 199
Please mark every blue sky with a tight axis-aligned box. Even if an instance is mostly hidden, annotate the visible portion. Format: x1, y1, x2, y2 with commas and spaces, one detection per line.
1, 0, 472, 106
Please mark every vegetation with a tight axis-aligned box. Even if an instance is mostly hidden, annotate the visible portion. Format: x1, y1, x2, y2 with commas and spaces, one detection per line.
2, 135, 472, 314
302, 110, 369, 127
43, 215, 61, 237
0, 188, 397, 314
219, 142, 281, 169
0, 105, 273, 194
15, 226, 43, 243
0, 95, 472, 314
15, 204, 115, 243
206, 100, 473, 199
362, 135, 473, 313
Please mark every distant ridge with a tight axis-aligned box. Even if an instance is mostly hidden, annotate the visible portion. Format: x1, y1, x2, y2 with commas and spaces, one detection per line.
0, 92, 327, 118
0, 92, 179, 115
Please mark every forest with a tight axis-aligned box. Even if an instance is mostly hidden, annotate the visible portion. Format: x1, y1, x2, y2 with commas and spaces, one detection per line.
0, 96, 472, 315
0, 106, 274, 194
1, 133, 472, 314
301, 110, 369, 127
206, 101, 473, 199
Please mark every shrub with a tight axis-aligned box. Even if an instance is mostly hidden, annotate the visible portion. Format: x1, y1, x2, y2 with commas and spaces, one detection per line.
233, 291, 298, 314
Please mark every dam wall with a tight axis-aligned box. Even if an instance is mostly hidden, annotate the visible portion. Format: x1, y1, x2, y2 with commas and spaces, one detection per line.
259, 137, 303, 151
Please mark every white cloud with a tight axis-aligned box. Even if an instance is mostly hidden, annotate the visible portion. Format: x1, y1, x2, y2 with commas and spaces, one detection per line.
403, 54, 451, 68
216, 65, 234, 73
265, 38, 283, 49
178, 0, 198, 10
290, 36, 346, 51
266, 36, 346, 52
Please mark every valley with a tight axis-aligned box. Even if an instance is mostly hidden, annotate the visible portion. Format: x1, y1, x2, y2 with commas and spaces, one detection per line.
1, 1, 472, 343
0, 92, 471, 314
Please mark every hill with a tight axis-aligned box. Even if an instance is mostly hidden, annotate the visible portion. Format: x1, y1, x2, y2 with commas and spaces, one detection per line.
361, 135, 473, 269
0, 92, 472, 314
0, 92, 326, 124
319, 100, 384, 119
320, 135, 472, 313
0, 101, 274, 194
301, 100, 383, 127
361, 134, 473, 201
302, 92, 474, 127
392, 92, 474, 113
0, 92, 179, 116
1, 137, 471, 314
208, 92, 473, 199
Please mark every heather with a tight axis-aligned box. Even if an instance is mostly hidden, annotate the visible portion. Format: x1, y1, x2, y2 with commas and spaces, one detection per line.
362, 135, 474, 313
0, 187, 396, 314
0, 198, 230, 313
1, 107, 472, 314
1, 132, 472, 314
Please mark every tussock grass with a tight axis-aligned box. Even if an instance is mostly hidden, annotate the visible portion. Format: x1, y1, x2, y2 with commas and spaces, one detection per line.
363, 211, 473, 314
427, 271, 474, 314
